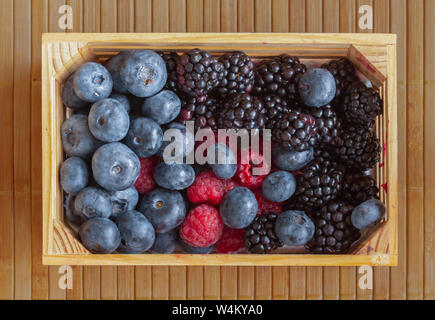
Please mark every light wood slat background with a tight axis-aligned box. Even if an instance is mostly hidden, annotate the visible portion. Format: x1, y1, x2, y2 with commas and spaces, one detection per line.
0, 0, 432, 300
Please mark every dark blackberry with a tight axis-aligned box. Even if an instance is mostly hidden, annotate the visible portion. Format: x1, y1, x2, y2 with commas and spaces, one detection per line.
308, 104, 342, 146
179, 95, 219, 131
272, 107, 318, 151
176, 48, 224, 99
253, 54, 306, 100
321, 58, 357, 98
244, 213, 283, 254
334, 126, 381, 171
262, 94, 292, 128
340, 81, 382, 126
217, 93, 267, 130
306, 201, 361, 254
295, 149, 344, 208
341, 171, 379, 206
216, 51, 254, 98
159, 51, 179, 92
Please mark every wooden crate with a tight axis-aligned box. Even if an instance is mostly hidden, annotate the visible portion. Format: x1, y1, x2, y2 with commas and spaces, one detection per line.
42, 33, 397, 266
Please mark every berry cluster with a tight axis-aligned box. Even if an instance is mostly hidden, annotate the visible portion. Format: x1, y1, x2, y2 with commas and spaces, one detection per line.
60, 48, 385, 255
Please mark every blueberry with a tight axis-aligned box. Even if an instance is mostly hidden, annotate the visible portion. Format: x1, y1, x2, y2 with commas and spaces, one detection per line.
139, 188, 186, 233
120, 50, 167, 97
125, 117, 163, 158
60, 157, 89, 195
73, 62, 113, 102
64, 194, 86, 227
351, 199, 386, 230
115, 210, 155, 253
262, 171, 296, 203
104, 51, 132, 93
142, 90, 181, 125
274, 210, 315, 246
178, 239, 214, 254
79, 217, 121, 254
151, 229, 178, 253
74, 187, 112, 220
61, 114, 102, 159
88, 98, 130, 142
158, 122, 194, 162
219, 187, 258, 229
107, 186, 139, 219
209, 143, 237, 179
272, 145, 314, 171
154, 163, 195, 190
62, 74, 89, 109
92, 142, 140, 191
109, 92, 130, 113
298, 68, 336, 107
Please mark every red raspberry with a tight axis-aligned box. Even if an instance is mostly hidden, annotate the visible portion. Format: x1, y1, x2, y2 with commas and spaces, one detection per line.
236, 149, 270, 189
215, 226, 245, 254
253, 189, 282, 216
186, 171, 225, 205
223, 178, 240, 193
134, 156, 159, 194
180, 204, 223, 247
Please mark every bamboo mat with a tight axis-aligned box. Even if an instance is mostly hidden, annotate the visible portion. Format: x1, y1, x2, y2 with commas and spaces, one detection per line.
0, 0, 433, 300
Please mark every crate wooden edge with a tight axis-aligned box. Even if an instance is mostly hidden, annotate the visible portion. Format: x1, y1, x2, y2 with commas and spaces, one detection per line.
42, 33, 398, 266
42, 253, 398, 267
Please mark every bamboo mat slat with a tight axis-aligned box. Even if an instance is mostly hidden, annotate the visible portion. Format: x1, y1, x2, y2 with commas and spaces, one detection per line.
389, 0, 407, 300
406, 0, 424, 300
424, 0, 435, 300
0, 0, 431, 300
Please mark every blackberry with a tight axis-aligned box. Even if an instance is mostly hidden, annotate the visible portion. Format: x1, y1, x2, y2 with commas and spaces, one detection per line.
176, 48, 224, 99
253, 54, 306, 100
334, 126, 381, 171
272, 107, 318, 151
341, 171, 379, 206
308, 104, 342, 146
179, 95, 219, 131
262, 94, 292, 128
341, 81, 382, 126
321, 58, 357, 98
306, 201, 361, 254
217, 93, 267, 130
216, 51, 254, 98
160, 51, 179, 92
244, 213, 283, 254
295, 149, 344, 207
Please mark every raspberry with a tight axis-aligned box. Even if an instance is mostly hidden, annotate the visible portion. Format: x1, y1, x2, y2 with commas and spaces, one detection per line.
223, 178, 240, 193
236, 149, 269, 189
215, 226, 245, 254
180, 204, 223, 247
253, 189, 282, 215
134, 156, 159, 194
186, 171, 225, 205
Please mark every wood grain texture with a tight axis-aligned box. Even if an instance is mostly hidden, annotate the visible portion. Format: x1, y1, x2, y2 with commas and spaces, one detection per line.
31, 0, 48, 300
1, 0, 431, 300
0, 0, 15, 301
424, 0, 435, 300
406, 0, 424, 300
389, 1, 407, 300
